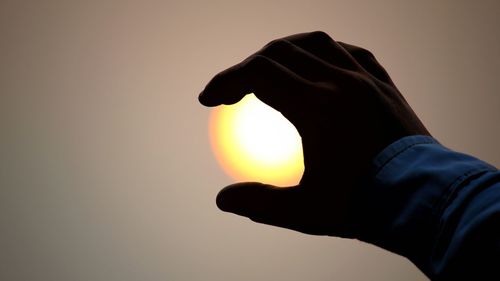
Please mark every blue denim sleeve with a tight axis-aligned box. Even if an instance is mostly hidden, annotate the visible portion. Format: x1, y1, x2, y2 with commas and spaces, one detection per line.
354, 135, 500, 280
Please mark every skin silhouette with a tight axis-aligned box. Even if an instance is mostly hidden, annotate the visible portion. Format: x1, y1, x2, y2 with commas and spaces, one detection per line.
199, 31, 430, 236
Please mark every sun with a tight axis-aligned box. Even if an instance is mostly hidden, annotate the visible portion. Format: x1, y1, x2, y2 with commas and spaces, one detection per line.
209, 93, 304, 187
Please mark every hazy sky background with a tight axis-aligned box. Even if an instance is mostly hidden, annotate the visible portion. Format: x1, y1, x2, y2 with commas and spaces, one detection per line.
1, 1, 499, 280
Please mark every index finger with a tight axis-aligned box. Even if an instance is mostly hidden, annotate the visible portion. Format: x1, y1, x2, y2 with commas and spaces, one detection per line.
198, 55, 310, 115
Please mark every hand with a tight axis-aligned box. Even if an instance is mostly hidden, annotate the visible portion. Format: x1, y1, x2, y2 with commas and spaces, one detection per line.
199, 31, 430, 236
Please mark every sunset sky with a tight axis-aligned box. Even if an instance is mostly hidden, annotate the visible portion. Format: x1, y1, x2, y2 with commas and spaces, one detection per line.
1, 1, 499, 280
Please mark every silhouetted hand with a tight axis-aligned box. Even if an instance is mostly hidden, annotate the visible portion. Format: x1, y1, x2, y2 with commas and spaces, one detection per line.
199, 31, 430, 236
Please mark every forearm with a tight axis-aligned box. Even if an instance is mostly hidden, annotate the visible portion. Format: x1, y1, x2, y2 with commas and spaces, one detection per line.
352, 136, 500, 279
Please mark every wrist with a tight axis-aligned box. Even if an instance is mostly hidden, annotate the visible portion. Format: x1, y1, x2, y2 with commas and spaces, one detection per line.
346, 135, 495, 272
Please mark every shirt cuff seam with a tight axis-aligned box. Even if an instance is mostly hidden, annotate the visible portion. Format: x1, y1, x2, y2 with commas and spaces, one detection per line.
433, 167, 497, 239
373, 135, 437, 176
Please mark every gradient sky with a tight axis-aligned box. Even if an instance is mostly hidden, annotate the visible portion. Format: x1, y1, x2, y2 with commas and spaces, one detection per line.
1, 1, 499, 280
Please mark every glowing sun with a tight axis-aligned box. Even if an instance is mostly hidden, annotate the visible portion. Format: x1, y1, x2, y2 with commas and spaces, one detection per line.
209, 94, 304, 187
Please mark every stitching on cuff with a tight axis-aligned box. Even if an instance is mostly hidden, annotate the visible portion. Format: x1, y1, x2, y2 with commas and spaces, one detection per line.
373, 136, 437, 176
433, 167, 496, 234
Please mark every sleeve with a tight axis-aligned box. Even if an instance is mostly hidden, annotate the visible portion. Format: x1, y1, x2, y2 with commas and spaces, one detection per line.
352, 135, 500, 280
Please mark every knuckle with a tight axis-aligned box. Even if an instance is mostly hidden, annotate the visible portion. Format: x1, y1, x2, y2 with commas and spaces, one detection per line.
263, 38, 292, 52
211, 71, 224, 84
208, 71, 230, 90
247, 54, 271, 69
353, 73, 378, 95
357, 47, 375, 59
339, 42, 375, 59
309, 31, 333, 42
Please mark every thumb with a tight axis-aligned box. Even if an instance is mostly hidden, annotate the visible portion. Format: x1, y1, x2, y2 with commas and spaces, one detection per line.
216, 182, 303, 229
